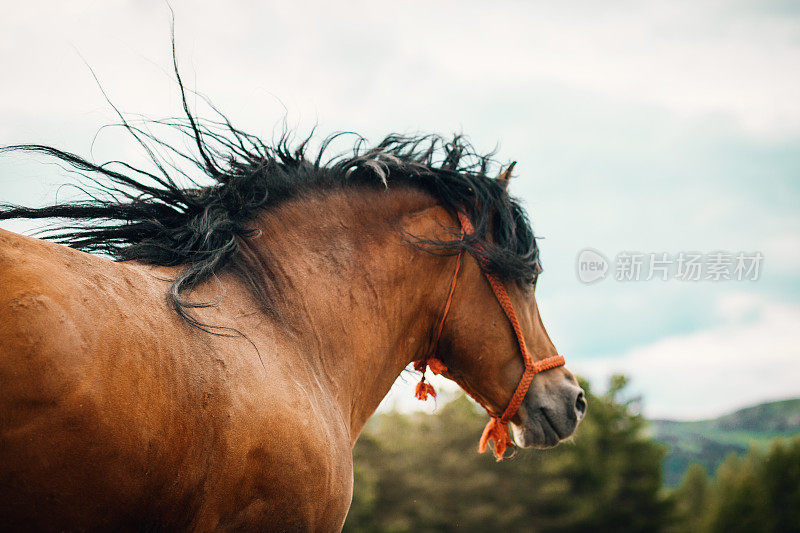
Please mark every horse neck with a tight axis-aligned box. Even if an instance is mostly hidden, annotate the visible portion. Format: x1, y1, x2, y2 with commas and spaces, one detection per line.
249, 188, 454, 443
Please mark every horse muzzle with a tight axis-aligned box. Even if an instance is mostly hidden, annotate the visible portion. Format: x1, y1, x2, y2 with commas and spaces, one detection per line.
510, 373, 587, 449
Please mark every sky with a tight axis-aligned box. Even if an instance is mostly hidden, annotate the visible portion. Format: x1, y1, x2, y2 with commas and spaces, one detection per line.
1, 0, 798, 420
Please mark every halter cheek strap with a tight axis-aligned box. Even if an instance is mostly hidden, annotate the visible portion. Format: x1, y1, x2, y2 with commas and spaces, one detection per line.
414, 212, 566, 460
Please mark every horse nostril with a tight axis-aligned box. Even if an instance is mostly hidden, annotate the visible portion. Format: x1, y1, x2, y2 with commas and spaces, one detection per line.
575, 390, 587, 418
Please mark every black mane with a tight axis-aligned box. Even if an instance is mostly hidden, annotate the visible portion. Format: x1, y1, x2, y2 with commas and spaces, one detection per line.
0, 85, 540, 330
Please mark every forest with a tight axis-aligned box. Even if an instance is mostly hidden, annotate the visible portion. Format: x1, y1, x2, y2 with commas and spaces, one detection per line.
344, 376, 800, 532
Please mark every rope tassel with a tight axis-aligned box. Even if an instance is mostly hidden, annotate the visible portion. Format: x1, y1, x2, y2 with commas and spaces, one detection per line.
413, 357, 448, 401
478, 417, 513, 460
414, 379, 437, 401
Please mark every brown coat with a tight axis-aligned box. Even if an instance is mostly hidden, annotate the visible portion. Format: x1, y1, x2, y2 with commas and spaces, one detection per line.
0, 189, 582, 531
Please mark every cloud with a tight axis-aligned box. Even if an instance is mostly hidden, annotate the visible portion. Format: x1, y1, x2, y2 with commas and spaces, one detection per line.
2, 1, 800, 138
575, 293, 800, 419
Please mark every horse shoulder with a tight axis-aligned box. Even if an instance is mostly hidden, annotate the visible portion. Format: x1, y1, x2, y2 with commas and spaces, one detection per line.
198, 355, 355, 531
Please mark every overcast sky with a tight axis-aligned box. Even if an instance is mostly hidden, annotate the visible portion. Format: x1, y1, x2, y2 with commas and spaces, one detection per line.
2, 0, 799, 419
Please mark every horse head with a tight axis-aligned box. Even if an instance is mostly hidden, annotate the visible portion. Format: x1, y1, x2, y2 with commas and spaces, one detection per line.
438, 258, 586, 452
411, 167, 585, 458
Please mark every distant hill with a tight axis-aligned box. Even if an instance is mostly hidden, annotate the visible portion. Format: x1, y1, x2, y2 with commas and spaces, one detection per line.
650, 398, 800, 486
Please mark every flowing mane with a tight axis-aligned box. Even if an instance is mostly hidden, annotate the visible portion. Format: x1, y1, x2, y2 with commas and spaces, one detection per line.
0, 86, 540, 329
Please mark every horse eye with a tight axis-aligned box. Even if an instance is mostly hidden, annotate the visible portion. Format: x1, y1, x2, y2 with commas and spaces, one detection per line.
529, 275, 540, 293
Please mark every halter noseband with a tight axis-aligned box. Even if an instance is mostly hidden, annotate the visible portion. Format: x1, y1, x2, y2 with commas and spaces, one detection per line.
413, 211, 566, 460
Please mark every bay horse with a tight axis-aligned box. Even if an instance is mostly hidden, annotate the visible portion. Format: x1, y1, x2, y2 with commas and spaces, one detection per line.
0, 100, 585, 530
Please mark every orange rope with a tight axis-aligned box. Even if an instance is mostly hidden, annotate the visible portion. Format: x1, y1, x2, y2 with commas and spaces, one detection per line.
413, 249, 462, 400
413, 211, 566, 460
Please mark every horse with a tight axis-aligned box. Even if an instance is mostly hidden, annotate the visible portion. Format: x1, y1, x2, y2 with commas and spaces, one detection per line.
0, 101, 586, 530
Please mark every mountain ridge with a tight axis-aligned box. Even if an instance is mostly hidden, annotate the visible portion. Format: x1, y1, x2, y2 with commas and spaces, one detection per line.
649, 398, 800, 486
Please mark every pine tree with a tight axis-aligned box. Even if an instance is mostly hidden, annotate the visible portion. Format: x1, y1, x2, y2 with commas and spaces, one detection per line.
672, 436, 800, 533
670, 463, 710, 532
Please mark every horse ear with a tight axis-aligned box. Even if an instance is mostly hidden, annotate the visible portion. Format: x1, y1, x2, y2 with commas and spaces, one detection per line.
496, 161, 517, 191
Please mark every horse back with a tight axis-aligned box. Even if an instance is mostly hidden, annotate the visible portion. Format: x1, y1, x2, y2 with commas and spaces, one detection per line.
0, 229, 225, 529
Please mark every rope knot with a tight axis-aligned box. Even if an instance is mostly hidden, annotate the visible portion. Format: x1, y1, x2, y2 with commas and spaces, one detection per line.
427, 358, 448, 375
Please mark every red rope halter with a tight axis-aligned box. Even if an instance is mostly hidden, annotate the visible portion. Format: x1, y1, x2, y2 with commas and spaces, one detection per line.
414, 211, 566, 460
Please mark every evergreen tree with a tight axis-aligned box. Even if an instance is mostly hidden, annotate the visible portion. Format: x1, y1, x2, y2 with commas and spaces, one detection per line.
759, 437, 800, 531
670, 463, 710, 532
539, 376, 671, 533
671, 436, 800, 533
